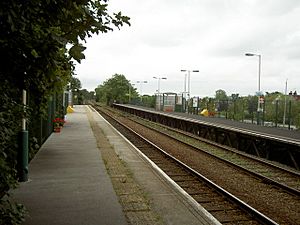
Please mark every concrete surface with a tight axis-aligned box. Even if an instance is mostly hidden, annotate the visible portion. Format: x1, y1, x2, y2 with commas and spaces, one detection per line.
13, 105, 220, 225
13, 106, 128, 225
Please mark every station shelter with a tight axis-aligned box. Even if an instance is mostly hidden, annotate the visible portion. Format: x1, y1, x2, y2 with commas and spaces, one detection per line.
155, 93, 187, 112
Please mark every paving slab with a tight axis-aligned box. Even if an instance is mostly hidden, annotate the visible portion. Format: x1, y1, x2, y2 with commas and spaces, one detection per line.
13, 105, 128, 225
13, 105, 220, 225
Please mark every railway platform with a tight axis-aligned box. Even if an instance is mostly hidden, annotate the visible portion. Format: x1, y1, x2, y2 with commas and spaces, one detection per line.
113, 104, 300, 170
13, 105, 218, 225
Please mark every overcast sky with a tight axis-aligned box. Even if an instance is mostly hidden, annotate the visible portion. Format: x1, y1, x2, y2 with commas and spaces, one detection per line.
75, 0, 300, 97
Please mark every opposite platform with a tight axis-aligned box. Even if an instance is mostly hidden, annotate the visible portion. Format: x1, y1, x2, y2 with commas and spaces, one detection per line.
13, 106, 127, 225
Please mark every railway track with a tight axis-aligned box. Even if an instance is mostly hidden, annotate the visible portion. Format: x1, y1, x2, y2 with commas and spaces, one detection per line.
103, 105, 300, 196
129, 115, 300, 196
92, 105, 300, 224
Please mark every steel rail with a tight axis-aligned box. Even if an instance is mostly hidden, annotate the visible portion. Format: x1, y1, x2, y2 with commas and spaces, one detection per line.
95, 105, 279, 225
130, 117, 300, 196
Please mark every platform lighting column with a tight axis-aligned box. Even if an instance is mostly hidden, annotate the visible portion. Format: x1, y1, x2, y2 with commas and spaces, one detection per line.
180, 71, 187, 112
283, 79, 288, 126
18, 89, 28, 182
153, 76, 167, 110
68, 82, 72, 107
136, 81, 148, 101
180, 72, 187, 100
181, 70, 199, 100
245, 53, 262, 125
181, 69, 199, 112
128, 82, 135, 103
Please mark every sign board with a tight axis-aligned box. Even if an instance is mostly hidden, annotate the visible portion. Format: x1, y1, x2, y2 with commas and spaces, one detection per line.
259, 96, 264, 104
255, 91, 264, 96
177, 96, 182, 105
192, 97, 198, 108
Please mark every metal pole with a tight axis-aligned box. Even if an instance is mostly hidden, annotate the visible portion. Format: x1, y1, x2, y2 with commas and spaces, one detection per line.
137, 81, 147, 103
22, 90, 26, 130
19, 89, 28, 182
258, 55, 261, 93
257, 55, 261, 125
68, 83, 72, 107
153, 77, 160, 110
283, 79, 288, 126
262, 99, 265, 125
181, 69, 198, 112
187, 70, 191, 100
158, 78, 161, 111
275, 100, 278, 127
157, 79, 160, 110
184, 73, 187, 100
184, 74, 187, 112
158, 78, 160, 94
288, 100, 292, 130
245, 53, 262, 125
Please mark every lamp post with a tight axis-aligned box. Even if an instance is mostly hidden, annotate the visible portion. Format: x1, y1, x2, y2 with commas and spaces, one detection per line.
181, 69, 199, 113
136, 81, 147, 101
128, 82, 135, 103
180, 72, 187, 100
283, 79, 288, 127
153, 76, 167, 110
68, 82, 73, 107
245, 53, 262, 125
153, 76, 167, 94
180, 70, 199, 100
18, 89, 28, 182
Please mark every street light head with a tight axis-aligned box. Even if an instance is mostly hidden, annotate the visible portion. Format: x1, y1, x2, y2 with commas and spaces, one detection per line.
245, 53, 255, 56
161, 77, 167, 80
192, 70, 199, 72
153, 76, 157, 79
181, 70, 187, 72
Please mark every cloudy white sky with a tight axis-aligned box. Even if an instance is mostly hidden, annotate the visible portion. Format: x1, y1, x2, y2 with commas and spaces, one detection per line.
75, 0, 300, 97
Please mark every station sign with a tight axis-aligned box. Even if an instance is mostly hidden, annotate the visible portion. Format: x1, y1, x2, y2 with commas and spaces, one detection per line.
259, 96, 264, 104
192, 97, 198, 108
177, 96, 182, 105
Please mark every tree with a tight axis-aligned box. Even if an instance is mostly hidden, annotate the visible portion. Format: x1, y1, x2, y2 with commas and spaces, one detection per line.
70, 77, 82, 91
74, 89, 95, 104
95, 74, 138, 105
215, 89, 228, 112
263, 92, 300, 127
140, 95, 156, 108
0, 1, 130, 223
1, 0, 130, 96
215, 89, 228, 100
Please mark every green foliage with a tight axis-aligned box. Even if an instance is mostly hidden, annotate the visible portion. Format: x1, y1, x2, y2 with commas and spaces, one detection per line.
0, 83, 25, 224
215, 89, 228, 101
0, 198, 26, 225
70, 77, 82, 91
69, 44, 86, 63
74, 89, 95, 104
199, 97, 215, 111
215, 89, 229, 112
0, 0, 130, 223
263, 92, 300, 127
95, 74, 138, 105
140, 95, 156, 108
